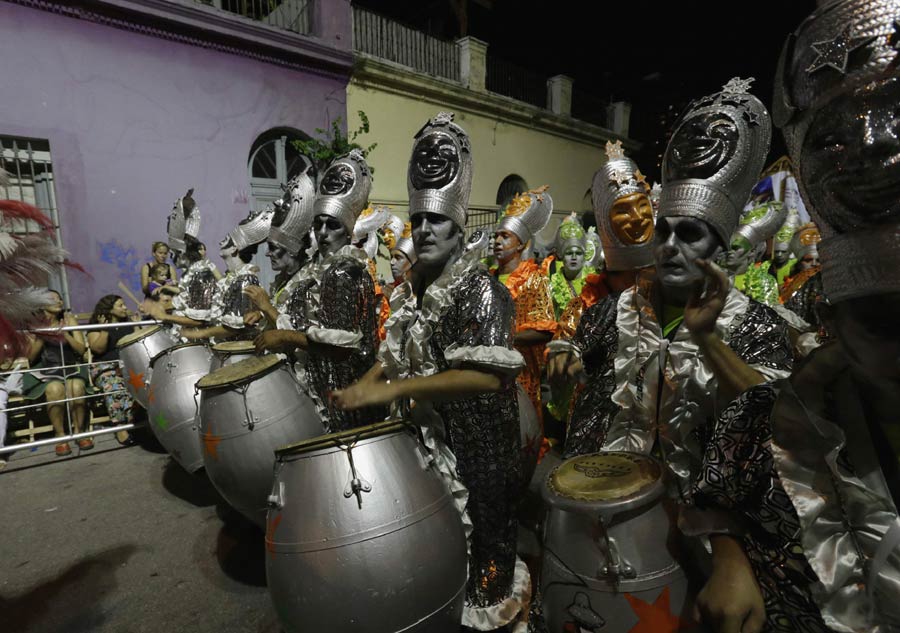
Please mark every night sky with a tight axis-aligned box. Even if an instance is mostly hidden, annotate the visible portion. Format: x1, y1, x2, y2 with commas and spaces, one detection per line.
352, 0, 817, 180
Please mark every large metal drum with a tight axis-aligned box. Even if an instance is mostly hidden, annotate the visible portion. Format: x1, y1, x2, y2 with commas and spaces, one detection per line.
196, 355, 323, 527
517, 384, 542, 490
146, 342, 212, 473
117, 325, 177, 407
208, 340, 258, 372
541, 452, 702, 632
266, 420, 467, 633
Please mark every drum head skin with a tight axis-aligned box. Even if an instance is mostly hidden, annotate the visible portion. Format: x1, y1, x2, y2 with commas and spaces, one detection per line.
276, 419, 409, 458
116, 325, 162, 348
149, 341, 207, 368
545, 452, 664, 518
211, 340, 256, 354
197, 354, 281, 390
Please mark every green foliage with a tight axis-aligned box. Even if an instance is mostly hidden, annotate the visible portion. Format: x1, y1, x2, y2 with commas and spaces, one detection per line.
292, 111, 378, 174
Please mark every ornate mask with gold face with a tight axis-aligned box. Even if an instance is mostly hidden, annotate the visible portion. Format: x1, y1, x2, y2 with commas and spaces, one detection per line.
609, 192, 655, 245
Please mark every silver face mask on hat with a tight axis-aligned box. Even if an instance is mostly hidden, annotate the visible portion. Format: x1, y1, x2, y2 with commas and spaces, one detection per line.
592, 141, 656, 271
733, 201, 789, 251
381, 214, 405, 251
496, 185, 554, 246
407, 111, 473, 230
774, 0, 900, 301
660, 77, 772, 250
230, 204, 276, 252
167, 188, 201, 253
269, 165, 316, 255
314, 149, 372, 235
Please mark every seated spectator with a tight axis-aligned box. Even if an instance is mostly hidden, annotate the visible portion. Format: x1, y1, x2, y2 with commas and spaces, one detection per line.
0, 352, 26, 470
140, 241, 177, 297
87, 295, 137, 446
21, 290, 92, 457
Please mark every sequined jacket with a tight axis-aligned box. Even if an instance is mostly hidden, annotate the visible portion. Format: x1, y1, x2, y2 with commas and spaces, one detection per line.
209, 263, 260, 330
557, 283, 794, 500
693, 343, 900, 633
172, 259, 218, 322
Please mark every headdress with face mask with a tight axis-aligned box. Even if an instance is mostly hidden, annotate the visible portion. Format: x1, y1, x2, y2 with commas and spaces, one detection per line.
381, 214, 405, 252
314, 149, 372, 235
790, 222, 822, 261
167, 189, 201, 253
407, 111, 473, 229
269, 165, 316, 255
554, 212, 587, 256
734, 201, 789, 253
774, 0, 900, 302
229, 204, 276, 252
391, 222, 417, 266
353, 204, 390, 260
660, 77, 772, 250
773, 207, 801, 260
592, 141, 655, 271
584, 226, 604, 269
496, 185, 554, 247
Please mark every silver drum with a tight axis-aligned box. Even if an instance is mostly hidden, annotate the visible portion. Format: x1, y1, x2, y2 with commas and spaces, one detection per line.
196, 355, 324, 528
266, 421, 467, 633
541, 452, 702, 632
116, 325, 177, 408
146, 343, 212, 473
208, 340, 258, 372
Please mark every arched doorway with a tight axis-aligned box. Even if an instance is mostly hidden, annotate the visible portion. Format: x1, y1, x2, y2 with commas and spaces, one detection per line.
247, 127, 312, 289
496, 174, 528, 208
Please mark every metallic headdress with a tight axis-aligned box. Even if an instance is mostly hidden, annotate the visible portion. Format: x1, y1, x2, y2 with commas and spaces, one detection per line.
314, 149, 372, 234
660, 77, 772, 248
407, 112, 473, 229
734, 201, 788, 249
381, 214, 405, 251
584, 226, 604, 268
496, 185, 553, 245
592, 141, 655, 271
229, 204, 275, 251
353, 204, 390, 260
774, 0, 900, 301
774, 207, 801, 250
167, 189, 201, 253
554, 212, 587, 255
790, 222, 822, 260
392, 222, 417, 265
269, 166, 316, 255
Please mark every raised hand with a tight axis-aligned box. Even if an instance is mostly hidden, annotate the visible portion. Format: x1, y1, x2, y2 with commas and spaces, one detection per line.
684, 259, 730, 337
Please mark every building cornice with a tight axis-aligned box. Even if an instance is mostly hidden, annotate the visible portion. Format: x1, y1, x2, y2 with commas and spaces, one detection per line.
351, 54, 640, 152
8, 0, 354, 80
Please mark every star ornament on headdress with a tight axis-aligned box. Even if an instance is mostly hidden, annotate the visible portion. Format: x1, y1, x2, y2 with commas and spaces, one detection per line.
721, 77, 755, 94
605, 139, 625, 161
743, 109, 761, 126
806, 24, 875, 75
610, 166, 632, 186
634, 169, 649, 190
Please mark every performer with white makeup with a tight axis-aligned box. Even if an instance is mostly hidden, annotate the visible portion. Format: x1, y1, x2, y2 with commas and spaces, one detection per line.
333, 112, 531, 632
692, 3, 900, 630
254, 150, 386, 433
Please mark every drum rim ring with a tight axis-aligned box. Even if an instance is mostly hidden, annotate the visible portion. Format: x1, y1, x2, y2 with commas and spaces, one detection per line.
149, 341, 209, 368
196, 355, 283, 391
116, 324, 163, 349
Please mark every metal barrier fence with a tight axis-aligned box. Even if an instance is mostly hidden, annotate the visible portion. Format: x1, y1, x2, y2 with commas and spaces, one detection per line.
197, 0, 311, 35
1, 319, 161, 457
486, 55, 547, 109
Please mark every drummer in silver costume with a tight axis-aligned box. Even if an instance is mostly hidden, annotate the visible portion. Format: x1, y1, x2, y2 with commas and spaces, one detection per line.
547, 79, 793, 535
692, 3, 900, 630
334, 112, 531, 632
254, 150, 387, 434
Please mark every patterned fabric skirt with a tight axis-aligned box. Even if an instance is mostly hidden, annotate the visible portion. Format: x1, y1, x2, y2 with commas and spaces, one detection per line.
90, 363, 135, 424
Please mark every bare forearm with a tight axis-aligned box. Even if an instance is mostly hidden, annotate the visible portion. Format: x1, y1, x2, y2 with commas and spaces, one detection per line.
394, 369, 502, 403
694, 332, 764, 402
159, 313, 204, 327
88, 331, 109, 355
184, 325, 241, 340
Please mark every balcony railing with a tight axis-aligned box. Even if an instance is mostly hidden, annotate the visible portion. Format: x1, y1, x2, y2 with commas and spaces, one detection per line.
198, 0, 311, 35
486, 56, 547, 109
352, 6, 460, 82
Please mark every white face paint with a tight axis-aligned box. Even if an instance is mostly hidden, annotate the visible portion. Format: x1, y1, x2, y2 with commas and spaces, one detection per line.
562, 246, 585, 277
390, 251, 413, 282
653, 216, 721, 288
314, 215, 350, 257
219, 241, 242, 273
772, 243, 790, 266
411, 212, 460, 268
266, 241, 297, 273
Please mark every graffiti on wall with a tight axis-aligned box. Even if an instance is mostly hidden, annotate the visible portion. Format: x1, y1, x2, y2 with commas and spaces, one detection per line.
98, 239, 143, 297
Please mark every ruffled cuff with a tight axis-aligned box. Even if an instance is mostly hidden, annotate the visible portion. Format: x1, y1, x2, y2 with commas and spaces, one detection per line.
306, 326, 362, 350
218, 314, 246, 330
751, 363, 793, 383
517, 319, 558, 334
276, 313, 297, 332
462, 558, 532, 631
182, 307, 211, 322
443, 344, 525, 377
678, 505, 745, 538
545, 339, 581, 360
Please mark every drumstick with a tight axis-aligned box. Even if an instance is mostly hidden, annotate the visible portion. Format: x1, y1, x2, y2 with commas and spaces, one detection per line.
118, 281, 142, 309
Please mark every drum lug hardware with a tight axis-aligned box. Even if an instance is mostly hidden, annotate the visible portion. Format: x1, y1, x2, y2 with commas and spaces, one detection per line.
268, 481, 285, 510
342, 445, 372, 509
165, 359, 177, 373
597, 517, 636, 582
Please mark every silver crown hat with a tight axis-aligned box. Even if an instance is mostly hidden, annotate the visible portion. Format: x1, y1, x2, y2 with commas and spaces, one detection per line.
554, 212, 587, 255
790, 222, 822, 261
269, 165, 317, 255
407, 111, 473, 230
584, 226, 604, 268
592, 141, 655, 271
381, 213, 405, 251
660, 77, 772, 249
392, 222, 417, 265
352, 204, 390, 243
167, 188, 201, 253
734, 201, 789, 249
774, 207, 801, 250
774, 0, 900, 301
313, 149, 372, 234
496, 185, 554, 245
230, 204, 276, 251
